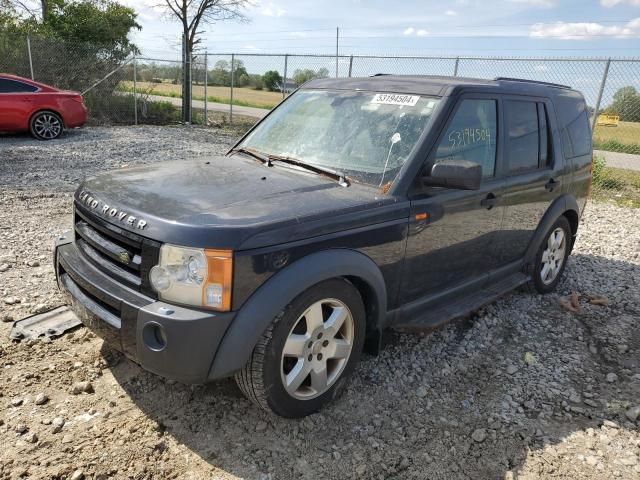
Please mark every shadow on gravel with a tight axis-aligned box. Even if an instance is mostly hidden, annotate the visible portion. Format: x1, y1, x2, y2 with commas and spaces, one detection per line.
106, 253, 639, 480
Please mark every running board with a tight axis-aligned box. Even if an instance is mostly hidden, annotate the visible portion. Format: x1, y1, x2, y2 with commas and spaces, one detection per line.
393, 272, 530, 333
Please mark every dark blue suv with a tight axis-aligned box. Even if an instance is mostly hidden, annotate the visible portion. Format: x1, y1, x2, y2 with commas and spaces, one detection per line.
54, 75, 593, 417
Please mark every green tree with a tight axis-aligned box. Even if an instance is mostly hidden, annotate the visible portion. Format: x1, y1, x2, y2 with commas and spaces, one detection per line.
292, 67, 329, 86
603, 86, 640, 122
262, 70, 282, 91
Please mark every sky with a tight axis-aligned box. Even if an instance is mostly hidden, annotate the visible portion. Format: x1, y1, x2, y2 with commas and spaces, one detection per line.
119, 0, 640, 59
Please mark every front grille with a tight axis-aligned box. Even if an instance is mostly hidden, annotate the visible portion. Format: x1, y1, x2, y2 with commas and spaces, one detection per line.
74, 204, 160, 297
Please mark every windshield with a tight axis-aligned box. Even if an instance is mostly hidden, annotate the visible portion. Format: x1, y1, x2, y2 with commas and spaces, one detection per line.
238, 89, 440, 187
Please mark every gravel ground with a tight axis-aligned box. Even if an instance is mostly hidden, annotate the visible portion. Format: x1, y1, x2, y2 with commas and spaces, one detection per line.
1, 126, 639, 480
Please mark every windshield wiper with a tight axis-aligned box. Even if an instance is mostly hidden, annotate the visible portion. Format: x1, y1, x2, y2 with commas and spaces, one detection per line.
230, 147, 272, 166
268, 154, 350, 187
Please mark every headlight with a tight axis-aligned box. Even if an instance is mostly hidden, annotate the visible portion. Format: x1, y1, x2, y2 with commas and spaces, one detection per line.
149, 245, 233, 311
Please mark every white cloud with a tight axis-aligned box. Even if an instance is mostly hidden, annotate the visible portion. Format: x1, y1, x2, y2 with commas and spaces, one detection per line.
243, 44, 263, 51
403, 27, 429, 36
601, 0, 640, 6
511, 0, 557, 7
530, 18, 640, 39
261, 2, 286, 17
445, 9, 458, 16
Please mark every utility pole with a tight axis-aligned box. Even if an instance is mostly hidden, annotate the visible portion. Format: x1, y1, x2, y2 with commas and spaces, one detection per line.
335, 27, 339, 78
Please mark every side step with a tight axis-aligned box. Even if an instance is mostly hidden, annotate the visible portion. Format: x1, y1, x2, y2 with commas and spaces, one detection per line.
393, 272, 530, 333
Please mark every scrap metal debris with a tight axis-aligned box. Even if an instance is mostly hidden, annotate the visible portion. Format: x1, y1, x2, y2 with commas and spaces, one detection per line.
559, 291, 581, 313
588, 294, 610, 306
9, 306, 81, 341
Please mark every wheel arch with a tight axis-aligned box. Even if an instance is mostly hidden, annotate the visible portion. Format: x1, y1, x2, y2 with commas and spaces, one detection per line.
524, 194, 580, 269
208, 248, 387, 380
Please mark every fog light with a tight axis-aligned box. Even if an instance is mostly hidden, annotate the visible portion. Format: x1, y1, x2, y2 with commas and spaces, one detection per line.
149, 265, 171, 291
142, 322, 167, 352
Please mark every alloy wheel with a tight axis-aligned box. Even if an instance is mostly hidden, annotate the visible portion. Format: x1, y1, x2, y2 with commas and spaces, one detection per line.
34, 114, 62, 139
540, 227, 567, 285
280, 298, 354, 400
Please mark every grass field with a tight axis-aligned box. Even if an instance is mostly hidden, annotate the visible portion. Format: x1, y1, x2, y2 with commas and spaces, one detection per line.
592, 155, 640, 208
120, 81, 282, 109
593, 121, 640, 154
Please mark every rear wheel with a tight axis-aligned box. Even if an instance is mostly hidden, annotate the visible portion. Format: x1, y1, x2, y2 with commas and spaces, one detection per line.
526, 216, 571, 294
235, 278, 366, 418
30, 111, 63, 140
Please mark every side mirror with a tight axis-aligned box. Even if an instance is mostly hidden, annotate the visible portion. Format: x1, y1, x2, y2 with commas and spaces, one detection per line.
422, 159, 482, 190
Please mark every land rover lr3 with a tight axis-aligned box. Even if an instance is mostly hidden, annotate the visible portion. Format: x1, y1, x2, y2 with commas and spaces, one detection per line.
54, 76, 593, 418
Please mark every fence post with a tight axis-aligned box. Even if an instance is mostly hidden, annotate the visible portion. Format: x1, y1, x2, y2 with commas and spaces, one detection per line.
204, 51, 208, 126
26, 34, 34, 80
453, 57, 460, 77
230, 53, 234, 124
133, 56, 138, 125
283, 54, 288, 99
348, 55, 353, 77
592, 58, 611, 132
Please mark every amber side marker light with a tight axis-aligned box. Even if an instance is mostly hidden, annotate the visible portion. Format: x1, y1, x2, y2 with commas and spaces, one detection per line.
203, 249, 233, 311
415, 212, 429, 221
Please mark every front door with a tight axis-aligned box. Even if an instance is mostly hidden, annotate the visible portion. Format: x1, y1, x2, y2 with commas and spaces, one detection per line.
400, 96, 505, 305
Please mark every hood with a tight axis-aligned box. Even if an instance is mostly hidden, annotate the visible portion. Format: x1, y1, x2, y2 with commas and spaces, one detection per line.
75, 155, 404, 249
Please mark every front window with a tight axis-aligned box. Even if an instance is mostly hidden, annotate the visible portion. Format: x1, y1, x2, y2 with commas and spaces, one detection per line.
239, 90, 440, 187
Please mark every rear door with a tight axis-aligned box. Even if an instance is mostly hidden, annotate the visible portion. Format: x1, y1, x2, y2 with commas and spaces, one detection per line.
0, 78, 39, 131
497, 96, 565, 264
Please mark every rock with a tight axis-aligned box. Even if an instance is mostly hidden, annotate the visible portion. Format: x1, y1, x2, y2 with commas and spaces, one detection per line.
71, 381, 94, 395
616, 344, 629, 354
4, 296, 19, 305
31, 303, 48, 314
471, 428, 487, 443
355, 465, 367, 476
584, 399, 600, 408
70, 470, 84, 480
15, 424, 28, 434
24, 432, 38, 444
34, 393, 49, 405
255, 421, 267, 432
26, 260, 40, 267
586, 455, 599, 466
603, 420, 619, 429
1, 313, 14, 323
625, 406, 640, 422
606, 372, 618, 383
0, 263, 10, 272
416, 386, 428, 398
61, 434, 74, 444
506, 365, 519, 375
52, 417, 65, 434
523, 352, 536, 365
10, 397, 24, 407
332, 451, 341, 460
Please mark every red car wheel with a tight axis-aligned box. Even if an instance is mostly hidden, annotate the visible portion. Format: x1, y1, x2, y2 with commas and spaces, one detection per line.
30, 111, 64, 140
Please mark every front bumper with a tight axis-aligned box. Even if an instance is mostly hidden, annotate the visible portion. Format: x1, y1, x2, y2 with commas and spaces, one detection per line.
54, 233, 235, 383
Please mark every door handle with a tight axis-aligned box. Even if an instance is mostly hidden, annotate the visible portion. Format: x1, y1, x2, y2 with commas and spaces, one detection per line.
480, 193, 499, 210
545, 178, 560, 192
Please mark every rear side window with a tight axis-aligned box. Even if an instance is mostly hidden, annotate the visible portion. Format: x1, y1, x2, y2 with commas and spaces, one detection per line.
0, 79, 38, 93
434, 99, 497, 177
505, 100, 539, 173
566, 110, 591, 157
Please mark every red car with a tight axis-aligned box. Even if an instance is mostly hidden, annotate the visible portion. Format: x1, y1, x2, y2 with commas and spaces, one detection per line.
0, 73, 88, 140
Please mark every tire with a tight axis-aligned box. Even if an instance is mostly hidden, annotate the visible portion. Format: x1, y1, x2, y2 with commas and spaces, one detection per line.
235, 278, 366, 418
526, 215, 572, 294
30, 111, 64, 140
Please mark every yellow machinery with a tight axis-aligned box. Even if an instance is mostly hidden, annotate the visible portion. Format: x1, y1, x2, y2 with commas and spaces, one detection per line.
596, 114, 620, 127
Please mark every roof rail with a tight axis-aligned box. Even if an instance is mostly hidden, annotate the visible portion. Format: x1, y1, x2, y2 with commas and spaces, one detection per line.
494, 77, 571, 89
371, 73, 390, 77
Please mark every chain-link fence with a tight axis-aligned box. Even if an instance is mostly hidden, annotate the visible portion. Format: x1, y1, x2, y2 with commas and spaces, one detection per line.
2, 32, 640, 156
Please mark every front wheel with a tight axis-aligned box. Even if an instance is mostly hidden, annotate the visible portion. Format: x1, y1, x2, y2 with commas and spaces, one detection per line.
527, 216, 572, 294
30, 111, 64, 140
235, 278, 366, 418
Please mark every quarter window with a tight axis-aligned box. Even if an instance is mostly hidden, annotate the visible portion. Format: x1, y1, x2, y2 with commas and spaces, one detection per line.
505, 100, 539, 173
566, 110, 591, 158
0, 79, 38, 93
434, 99, 497, 177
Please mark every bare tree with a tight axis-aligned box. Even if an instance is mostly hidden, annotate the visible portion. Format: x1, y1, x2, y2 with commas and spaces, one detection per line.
158, 0, 249, 122
7, 0, 49, 19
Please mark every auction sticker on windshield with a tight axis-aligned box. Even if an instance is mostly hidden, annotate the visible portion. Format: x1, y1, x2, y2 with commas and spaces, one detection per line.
371, 93, 420, 106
